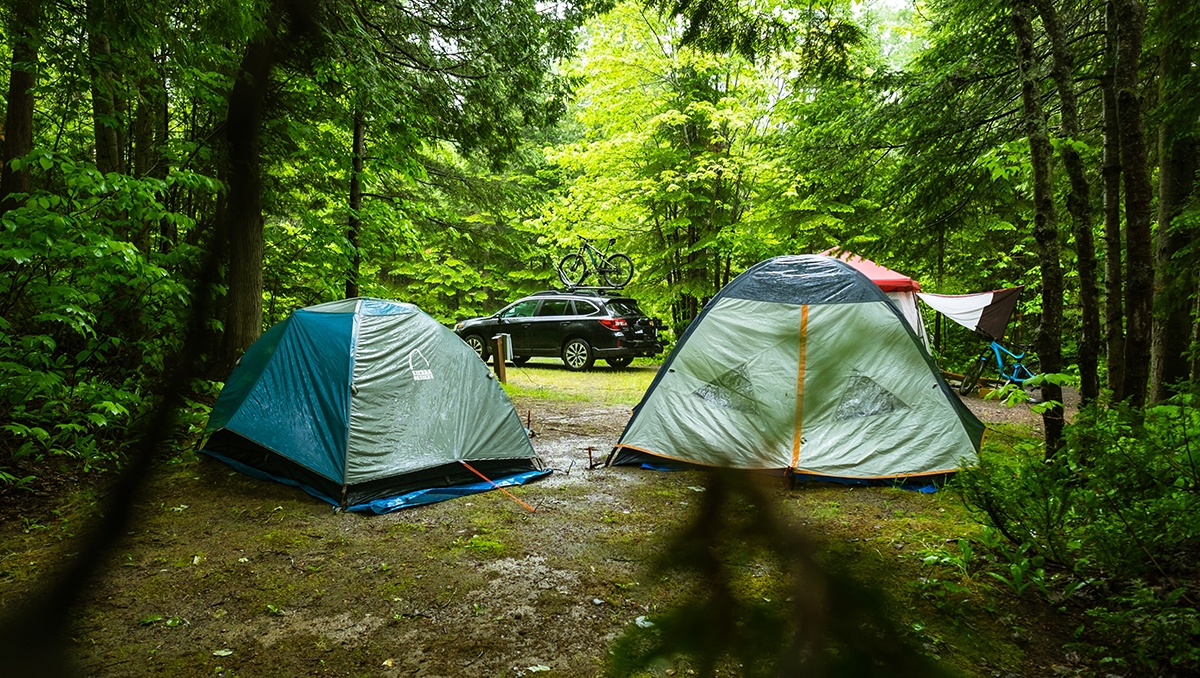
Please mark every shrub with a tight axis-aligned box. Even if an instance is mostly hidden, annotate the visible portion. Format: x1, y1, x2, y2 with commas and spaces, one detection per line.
958, 395, 1200, 672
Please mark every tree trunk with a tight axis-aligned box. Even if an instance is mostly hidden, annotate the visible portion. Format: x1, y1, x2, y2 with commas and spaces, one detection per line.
1013, 0, 1065, 453
132, 74, 163, 180
1113, 0, 1153, 407
345, 110, 365, 299
219, 16, 280, 370
1102, 0, 1126, 399
155, 57, 173, 252
1032, 0, 1100, 405
87, 0, 122, 176
0, 0, 40, 216
1149, 0, 1199, 402
132, 73, 163, 254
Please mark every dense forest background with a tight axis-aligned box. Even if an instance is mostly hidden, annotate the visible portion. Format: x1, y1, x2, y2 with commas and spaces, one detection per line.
3, 0, 1200, 672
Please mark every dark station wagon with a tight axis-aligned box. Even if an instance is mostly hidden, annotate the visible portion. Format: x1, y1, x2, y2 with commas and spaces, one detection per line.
454, 291, 663, 371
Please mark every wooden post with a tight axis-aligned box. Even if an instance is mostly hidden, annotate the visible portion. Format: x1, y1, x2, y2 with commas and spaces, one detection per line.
493, 334, 507, 383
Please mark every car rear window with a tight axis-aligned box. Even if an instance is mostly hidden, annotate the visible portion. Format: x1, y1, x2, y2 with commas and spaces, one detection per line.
604, 299, 642, 316
573, 300, 600, 316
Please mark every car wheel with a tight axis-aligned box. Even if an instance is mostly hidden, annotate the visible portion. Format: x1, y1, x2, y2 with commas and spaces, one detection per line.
512, 356, 531, 366
562, 338, 594, 371
463, 334, 489, 361
605, 356, 633, 369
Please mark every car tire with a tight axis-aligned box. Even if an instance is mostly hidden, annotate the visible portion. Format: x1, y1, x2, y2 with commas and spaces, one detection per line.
463, 334, 489, 362
512, 356, 531, 366
605, 356, 633, 369
562, 338, 594, 371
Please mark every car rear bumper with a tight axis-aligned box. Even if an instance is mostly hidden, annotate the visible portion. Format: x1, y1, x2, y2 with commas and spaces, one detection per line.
594, 342, 662, 358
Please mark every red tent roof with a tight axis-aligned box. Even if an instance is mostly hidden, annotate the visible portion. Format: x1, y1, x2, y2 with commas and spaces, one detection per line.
818, 249, 920, 292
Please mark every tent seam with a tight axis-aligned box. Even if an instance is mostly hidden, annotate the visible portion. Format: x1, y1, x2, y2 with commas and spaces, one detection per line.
341, 298, 363, 502
790, 305, 809, 469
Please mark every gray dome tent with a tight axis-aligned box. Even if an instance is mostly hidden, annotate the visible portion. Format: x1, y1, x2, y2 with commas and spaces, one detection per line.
202, 298, 547, 513
609, 256, 983, 481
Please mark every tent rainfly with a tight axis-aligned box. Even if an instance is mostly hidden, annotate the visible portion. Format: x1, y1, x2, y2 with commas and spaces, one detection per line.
819, 248, 930, 349
201, 298, 548, 513
609, 255, 984, 482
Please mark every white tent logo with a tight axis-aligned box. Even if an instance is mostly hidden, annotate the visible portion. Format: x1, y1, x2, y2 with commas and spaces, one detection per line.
409, 349, 433, 381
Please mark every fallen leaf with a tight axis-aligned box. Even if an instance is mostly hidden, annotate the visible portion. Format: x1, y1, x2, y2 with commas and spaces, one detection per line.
212, 649, 233, 657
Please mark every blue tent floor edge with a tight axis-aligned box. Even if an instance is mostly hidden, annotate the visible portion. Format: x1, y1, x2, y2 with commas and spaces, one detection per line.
200, 449, 551, 513
611, 451, 952, 493
348, 468, 551, 514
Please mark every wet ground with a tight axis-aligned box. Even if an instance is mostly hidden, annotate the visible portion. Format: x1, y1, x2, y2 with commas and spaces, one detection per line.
0, 362, 1082, 677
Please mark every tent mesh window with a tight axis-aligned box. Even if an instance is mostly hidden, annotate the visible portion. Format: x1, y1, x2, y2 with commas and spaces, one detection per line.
834, 374, 907, 420
693, 364, 761, 415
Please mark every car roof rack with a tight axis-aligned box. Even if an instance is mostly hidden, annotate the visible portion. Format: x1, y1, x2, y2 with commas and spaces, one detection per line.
559, 285, 625, 296
529, 287, 627, 298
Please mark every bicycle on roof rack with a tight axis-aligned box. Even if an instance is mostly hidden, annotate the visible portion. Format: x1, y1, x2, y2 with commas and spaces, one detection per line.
958, 340, 1037, 396
557, 236, 634, 289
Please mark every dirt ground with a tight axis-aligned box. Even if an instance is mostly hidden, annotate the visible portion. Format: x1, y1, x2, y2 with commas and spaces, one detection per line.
0, 363, 1088, 677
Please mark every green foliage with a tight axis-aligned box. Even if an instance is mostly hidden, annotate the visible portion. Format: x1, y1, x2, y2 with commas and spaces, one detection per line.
1082, 581, 1200, 674
959, 395, 1200, 672
0, 150, 215, 481
1, 0, 595, 486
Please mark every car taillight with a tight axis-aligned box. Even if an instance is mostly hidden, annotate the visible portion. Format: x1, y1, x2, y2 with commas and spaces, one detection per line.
599, 318, 628, 331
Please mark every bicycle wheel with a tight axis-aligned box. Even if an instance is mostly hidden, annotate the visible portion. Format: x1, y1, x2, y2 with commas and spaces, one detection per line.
959, 356, 987, 396
600, 253, 633, 287
558, 253, 587, 286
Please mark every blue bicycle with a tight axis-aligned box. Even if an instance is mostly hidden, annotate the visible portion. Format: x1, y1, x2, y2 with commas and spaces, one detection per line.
958, 340, 1037, 396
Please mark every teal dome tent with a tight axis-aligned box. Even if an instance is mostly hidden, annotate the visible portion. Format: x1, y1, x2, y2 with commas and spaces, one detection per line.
201, 298, 547, 513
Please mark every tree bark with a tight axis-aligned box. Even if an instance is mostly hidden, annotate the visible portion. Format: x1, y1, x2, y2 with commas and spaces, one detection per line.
1032, 0, 1100, 405
218, 16, 280, 370
155, 56, 173, 252
1013, 0, 1064, 453
87, 0, 122, 176
345, 110, 365, 299
132, 62, 168, 255
1149, 0, 1199, 402
1113, 0, 1153, 407
0, 0, 40, 216
1102, 0, 1126, 399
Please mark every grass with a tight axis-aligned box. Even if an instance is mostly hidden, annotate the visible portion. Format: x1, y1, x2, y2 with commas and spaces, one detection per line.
499, 359, 657, 406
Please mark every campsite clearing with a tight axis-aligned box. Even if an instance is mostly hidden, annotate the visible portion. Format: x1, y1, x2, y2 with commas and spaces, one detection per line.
0, 362, 1080, 677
